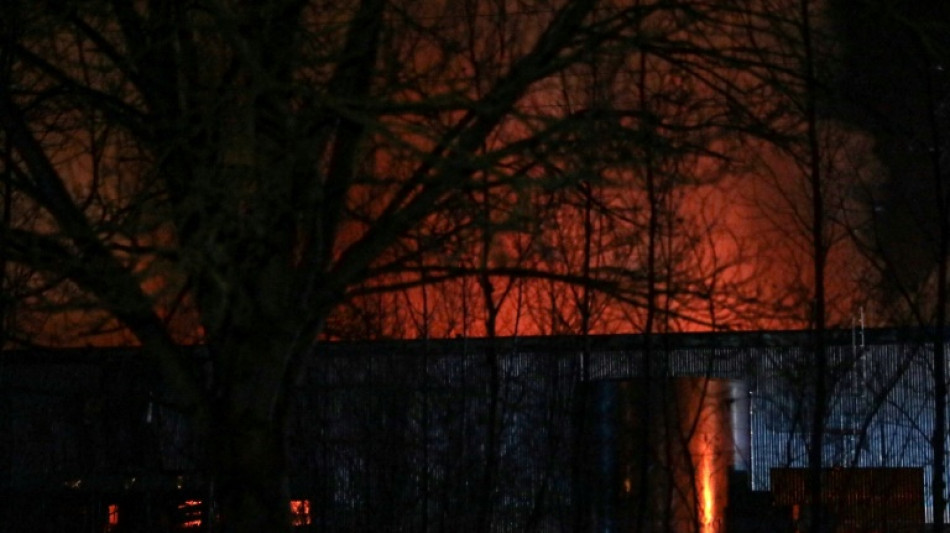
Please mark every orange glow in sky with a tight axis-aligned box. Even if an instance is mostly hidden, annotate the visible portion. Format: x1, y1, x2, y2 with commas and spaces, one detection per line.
3, 0, 879, 351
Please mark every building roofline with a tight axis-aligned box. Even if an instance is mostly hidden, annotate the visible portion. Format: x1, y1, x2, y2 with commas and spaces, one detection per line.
317, 326, 946, 356
0, 326, 945, 363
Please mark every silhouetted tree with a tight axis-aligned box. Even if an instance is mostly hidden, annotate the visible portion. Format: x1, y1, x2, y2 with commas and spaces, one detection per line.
0, 0, 865, 530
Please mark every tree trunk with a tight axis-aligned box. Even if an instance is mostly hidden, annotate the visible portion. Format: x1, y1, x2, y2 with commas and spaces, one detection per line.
927, 51, 948, 530
798, 1, 828, 531
208, 406, 293, 532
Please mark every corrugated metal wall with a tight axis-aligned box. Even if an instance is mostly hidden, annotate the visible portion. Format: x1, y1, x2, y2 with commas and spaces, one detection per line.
0, 329, 945, 530
301, 331, 946, 528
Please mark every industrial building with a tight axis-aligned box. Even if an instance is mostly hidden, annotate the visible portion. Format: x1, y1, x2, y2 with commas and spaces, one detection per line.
0, 328, 939, 531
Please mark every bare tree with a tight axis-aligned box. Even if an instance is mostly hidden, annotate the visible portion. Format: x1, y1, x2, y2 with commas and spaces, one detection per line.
0, 0, 851, 530
0, 1, 671, 530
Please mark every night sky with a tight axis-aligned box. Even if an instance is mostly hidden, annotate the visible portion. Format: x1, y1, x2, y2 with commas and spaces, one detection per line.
829, 0, 950, 297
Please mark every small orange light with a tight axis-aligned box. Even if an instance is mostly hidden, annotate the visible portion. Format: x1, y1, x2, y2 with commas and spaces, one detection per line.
178, 500, 203, 528
106, 504, 119, 529
290, 499, 312, 526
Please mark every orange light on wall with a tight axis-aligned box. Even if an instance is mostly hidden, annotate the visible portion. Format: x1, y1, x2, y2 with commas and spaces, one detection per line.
680, 378, 731, 533
290, 499, 312, 526
699, 453, 715, 532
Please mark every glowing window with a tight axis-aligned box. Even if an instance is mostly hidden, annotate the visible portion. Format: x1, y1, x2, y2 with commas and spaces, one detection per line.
290, 499, 312, 526
105, 504, 119, 531
178, 499, 203, 528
